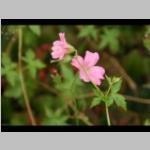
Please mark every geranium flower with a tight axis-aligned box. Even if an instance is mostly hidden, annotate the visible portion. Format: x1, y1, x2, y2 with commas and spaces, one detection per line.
51, 32, 70, 60
71, 51, 105, 86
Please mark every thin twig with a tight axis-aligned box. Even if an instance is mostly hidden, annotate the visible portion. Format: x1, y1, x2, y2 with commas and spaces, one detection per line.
18, 27, 36, 125
77, 92, 150, 105
123, 95, 150, 105
104, 52, 138, 93
39, 82, 58, 95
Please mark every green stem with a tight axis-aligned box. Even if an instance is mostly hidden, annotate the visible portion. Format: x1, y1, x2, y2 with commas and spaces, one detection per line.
105, 103, 111, 126
104, 83, 111, 126
106, 85, 111, 96
94, 83, 111, 126
18, 27, 36, 126
94, 82, 111, 126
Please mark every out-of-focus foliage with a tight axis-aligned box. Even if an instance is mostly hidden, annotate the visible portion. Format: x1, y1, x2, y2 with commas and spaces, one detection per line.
23, 49, 45, 78
1, 25, 150, 126
143, 25, 150, 51
29, 25, 41, 36
1, 53, 18, 86
99, 27, 120, 54
78, 25, 97, 40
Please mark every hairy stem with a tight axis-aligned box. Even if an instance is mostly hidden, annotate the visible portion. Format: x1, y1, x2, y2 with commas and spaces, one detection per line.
18, 27, 36, 125
104, 81, 111, 126
105, 103, 111, 126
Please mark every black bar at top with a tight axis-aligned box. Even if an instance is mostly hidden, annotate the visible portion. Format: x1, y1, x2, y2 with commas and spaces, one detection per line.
1, 19, 150, 25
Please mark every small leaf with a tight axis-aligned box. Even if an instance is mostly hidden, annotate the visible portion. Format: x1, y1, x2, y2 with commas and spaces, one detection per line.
110, 39, 119, 54
143, 26, 150, 51
91, 97, 101, 108
23, 49, 45, 78
112, 77, 120, 83
52, 74, 62, 84
93, 88, 104, 98
99, 37, 108, 49
4, 78, 22, 98
29, 25, 41, 36
42, 109, 68, 125
143, 38, 150, 51
111, 79, 122, 94
60, 64, 74, 82
99, 28, 120, 53
106, 75, 112, 85
7, 71, 18, 86
23, 27, 38, 47
105, 96, 114, 107
24, 49, 35, 61
2, 53, 11, 66
28, 66, 36, 78
78, 26, 97, 40
51, 74, 63, 91
2, 53, 18, 86
112, 94, 127, 110
35, 60, 46, 69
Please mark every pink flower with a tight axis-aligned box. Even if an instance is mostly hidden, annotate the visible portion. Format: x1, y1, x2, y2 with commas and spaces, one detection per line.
51, 33, 70, 60
71, 51, 105, 86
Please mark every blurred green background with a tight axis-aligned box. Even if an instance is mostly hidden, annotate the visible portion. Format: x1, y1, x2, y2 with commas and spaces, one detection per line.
1, 25, 150, 125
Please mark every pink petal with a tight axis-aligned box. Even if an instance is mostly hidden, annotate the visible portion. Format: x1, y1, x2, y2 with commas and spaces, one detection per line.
51, 46, 65, 60
84, 51, 99, 67
79, 70, 90, 82
89, 66, 105, 79
59, 32, 66, 42
91, 78, 101, 85
71, 56, 84, 70
51, 32, 69, 60
53, 41, 61, 46
88, 66, 105, 85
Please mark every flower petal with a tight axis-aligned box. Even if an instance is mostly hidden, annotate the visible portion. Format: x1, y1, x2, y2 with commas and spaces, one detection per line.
53, 41, 61, 46
71, 56, 84, 70
88, 66, 105, 85
79, 70, 90, 82
59, 32, 65, 42
91, 78, 101, 86
51, 46, 65, 60
84, 51, 99, 67
51, 32, 69, 60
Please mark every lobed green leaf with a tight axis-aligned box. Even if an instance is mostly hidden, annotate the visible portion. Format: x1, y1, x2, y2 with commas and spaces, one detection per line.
29, 25, 41, 36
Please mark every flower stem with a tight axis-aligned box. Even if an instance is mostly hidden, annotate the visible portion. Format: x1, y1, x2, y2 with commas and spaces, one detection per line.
105, 103, 111, 126
93, 82, 111, 126
73, 49, 111, 126
18, 27, 36, 126
105, 84, 111, 126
